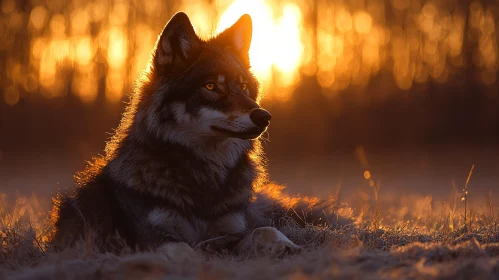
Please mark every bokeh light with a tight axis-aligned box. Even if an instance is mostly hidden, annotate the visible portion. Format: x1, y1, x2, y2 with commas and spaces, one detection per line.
1, 0, 498, 105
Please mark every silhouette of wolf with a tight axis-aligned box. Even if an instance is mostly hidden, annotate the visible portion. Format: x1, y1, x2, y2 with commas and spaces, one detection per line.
51, 12, 347, 256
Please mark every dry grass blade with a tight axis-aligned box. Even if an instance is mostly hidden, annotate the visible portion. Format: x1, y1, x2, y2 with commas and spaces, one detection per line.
462, 164, 475, 232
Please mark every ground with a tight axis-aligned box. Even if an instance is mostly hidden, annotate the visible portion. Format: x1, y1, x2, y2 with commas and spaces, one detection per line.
1, 193, 498, 279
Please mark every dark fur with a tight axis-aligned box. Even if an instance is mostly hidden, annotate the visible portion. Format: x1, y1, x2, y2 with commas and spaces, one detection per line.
50, 12, 349, 252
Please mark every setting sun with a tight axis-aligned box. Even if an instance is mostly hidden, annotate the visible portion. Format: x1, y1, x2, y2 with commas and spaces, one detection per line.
216, 0, 304, 90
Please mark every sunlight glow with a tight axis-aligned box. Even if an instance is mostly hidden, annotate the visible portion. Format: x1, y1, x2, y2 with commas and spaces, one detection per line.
107, 28, 127, 69
75, 37, 93, 66
217, 0, 304, 93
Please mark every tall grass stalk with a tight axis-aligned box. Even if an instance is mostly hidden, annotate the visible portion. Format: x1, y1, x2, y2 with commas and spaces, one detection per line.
462, 164, 474, 232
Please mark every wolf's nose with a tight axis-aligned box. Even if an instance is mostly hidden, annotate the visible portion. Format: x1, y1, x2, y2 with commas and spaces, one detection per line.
250, 108, 272, 128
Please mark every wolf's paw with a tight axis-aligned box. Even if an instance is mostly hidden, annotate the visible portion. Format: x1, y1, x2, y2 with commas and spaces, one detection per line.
156, 242, 201, 262
239, 226, 301, 258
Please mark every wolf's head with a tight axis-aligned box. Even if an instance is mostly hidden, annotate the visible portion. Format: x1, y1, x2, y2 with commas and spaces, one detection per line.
134, 12, 270, 149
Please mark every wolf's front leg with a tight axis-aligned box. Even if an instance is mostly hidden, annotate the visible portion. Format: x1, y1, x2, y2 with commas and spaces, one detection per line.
236, 227, 301, 258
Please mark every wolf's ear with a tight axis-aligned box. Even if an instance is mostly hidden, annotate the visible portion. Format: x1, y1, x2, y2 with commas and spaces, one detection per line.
218, 14, 252, 67
155, 12, 202, 70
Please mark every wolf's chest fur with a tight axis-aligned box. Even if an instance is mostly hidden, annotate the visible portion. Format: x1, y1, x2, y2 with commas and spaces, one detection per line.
107, 137, 258, 217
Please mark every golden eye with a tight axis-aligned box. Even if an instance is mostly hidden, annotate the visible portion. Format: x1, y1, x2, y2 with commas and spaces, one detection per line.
241, 83, 247, 91
205, 83, 215, 90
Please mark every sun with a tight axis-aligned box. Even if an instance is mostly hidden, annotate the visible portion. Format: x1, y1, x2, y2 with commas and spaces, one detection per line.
216, 0, 304, 86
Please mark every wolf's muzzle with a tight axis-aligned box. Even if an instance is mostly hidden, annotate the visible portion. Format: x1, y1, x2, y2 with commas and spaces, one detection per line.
250, 108, 272, 128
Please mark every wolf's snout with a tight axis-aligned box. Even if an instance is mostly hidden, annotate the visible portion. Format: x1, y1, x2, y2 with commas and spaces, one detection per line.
250, 109, 272, 128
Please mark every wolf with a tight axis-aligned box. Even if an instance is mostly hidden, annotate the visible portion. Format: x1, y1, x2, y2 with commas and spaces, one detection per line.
50, 12, 347, 257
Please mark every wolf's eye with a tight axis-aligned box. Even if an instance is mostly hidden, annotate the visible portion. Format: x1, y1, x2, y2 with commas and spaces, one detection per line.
205, 83, 215, 91
241, 83, 247, 91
